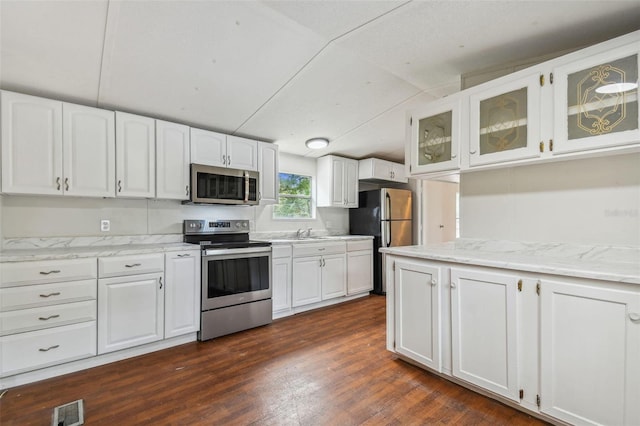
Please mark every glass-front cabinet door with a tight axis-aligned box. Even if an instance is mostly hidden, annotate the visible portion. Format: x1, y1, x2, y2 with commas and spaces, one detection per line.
409, 96, 462, 175
553, 42, 639, 154
468, 73, 542, 167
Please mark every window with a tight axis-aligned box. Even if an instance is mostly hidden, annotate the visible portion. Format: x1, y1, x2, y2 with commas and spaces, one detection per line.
273, 173, 313, 219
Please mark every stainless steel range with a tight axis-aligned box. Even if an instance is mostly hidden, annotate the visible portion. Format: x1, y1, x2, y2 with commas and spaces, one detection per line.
184, 219, 272, 341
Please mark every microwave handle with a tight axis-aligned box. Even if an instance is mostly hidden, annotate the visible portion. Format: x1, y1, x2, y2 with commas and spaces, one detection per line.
244, 171, 249, 203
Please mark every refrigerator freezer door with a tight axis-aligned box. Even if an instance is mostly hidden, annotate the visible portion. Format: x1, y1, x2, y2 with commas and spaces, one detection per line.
381, 220, 413, 247
381, 188, 412, 221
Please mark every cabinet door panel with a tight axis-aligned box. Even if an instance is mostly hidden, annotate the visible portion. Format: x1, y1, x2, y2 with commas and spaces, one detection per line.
115, 112, 155, 198
272, 257, 291, 312
321, 254, 346, 300
292, 257, 321, 307
258, 142, 279, 204
227, 135, 258, 171
164, 252, 199, 338
98, 273, 164, 354
540, 280, 640, 425
330, 157, 345, 206
190, 128, 226, 167
63, 103, 115, 197
1, 91, 63, 195
347, 250, 373, 295
450, 268, 519, 401
156, 120, 190, 200
553, 43, 640, 154
344, 159, 359, 207
394, 260, 441, 371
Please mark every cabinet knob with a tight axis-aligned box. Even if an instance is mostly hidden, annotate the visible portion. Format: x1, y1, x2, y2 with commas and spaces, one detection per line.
451, 282, 456, 289
629, 313, 640, 323
431, 279, 437, 286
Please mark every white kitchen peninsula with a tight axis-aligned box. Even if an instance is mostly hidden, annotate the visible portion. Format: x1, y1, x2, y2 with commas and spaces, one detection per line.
381, 239, 640, 426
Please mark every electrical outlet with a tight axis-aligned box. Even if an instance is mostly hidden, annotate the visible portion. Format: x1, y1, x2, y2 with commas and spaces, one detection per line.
100, 220, 110, 232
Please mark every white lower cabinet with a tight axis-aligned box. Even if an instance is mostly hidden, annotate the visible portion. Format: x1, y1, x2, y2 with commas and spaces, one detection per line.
272, 245, 292, 315
450, 267, 520, 401
394, 259, 441, 371
347, 240, 373, 295
320, 254, 347, 300
540, 279, 640, 426
164, 250, 200, 338
292, 256, 322, 307
292, 242, 347, 307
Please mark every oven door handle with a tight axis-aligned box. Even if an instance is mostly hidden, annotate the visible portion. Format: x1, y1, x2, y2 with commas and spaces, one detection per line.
203, 246, 271, 257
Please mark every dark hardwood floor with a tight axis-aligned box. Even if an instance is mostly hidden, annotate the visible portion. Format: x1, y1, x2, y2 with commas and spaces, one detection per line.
0, 295, 545, 425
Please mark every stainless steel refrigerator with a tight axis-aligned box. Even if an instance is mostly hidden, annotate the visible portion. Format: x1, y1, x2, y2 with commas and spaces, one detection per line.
349, 188, 413, 294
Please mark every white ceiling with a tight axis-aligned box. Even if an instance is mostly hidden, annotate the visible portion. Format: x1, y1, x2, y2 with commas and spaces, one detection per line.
1, 0, 639, 163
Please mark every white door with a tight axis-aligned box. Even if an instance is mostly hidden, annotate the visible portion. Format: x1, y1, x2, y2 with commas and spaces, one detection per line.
330, 157, 345, 207
450, 268, 519, 401
394, 260, 441, 371
540, 279, 640, 425
226, 135, 258, 171
156, 120, 190, 200
97, 273, 164, 354
1, 91, 63, 195
292, 257, 322, 307
347, 250, 373, 295
63, 103, 115, 197
258, 142, 279, 204
344, 159, 359, 207
164, 252, 199, 338
190, 128, 226, 167
115, 112, 155, 198
321, 254, 347, 300
272, 256, 292, 313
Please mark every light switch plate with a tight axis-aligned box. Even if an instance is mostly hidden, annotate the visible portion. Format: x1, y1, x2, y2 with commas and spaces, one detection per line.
100, 220, 110, 232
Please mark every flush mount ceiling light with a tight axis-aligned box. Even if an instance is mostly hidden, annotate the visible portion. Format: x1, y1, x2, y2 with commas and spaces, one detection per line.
595, 81, 638, 94
305, 137, 329, 149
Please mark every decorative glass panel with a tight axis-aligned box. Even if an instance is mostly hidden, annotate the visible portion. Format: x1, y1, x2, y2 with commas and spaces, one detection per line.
567, 54, 638, 140
479, 87, 528, 155
417, 110, 452, 165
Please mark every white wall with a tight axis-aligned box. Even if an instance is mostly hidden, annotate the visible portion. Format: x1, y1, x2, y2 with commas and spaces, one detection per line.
460, 153, 640, 246
0, 152, 349, 240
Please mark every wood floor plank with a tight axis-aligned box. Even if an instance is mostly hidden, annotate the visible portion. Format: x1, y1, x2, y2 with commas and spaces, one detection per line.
0, 295, 546, 425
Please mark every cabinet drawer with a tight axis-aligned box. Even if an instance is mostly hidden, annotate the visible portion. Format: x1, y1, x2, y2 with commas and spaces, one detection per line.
0, 258, 97, 288
293, 242, 346, 258
347, 240, 372, 252
0, 279, 96, 312
272, 245, 292, 259
0, 301, 96, 336
0, 321, 97, 377
98, 253, 164, 278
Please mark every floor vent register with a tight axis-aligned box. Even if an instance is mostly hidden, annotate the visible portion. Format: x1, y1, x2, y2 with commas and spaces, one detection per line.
52, 399, 84, 426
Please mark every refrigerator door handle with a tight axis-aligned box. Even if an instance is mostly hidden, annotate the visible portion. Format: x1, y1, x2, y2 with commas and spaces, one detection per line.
385, 192, 392, 246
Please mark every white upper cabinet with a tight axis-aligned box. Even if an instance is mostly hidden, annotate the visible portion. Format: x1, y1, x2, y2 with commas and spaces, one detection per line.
115, 112, 156, 198
190, 130, 258, 171
358, 158, 408, 183
552, 40, 640, 155
226, 135, 258, 171
258, 141, 279, 204
1, 91, 63, 195
408, 95, 463, 175
468, 72, 543, 167
156, 120, 190, 200
190, 128, 227, 168
317, 155, 358, 208
1, 91, 115, 197
63, 103, 115, 197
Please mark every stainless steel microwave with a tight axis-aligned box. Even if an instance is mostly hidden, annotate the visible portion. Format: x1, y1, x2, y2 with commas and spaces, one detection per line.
189, 164, 259, 205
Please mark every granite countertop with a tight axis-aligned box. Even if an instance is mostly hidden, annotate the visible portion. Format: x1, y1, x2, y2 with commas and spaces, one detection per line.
379, 239, 640, 285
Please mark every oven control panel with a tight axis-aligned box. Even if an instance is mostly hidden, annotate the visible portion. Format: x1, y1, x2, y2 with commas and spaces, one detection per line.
184, 219, 250, 235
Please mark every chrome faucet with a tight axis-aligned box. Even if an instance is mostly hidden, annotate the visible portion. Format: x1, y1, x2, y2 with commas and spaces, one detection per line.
296, 228, 313, 238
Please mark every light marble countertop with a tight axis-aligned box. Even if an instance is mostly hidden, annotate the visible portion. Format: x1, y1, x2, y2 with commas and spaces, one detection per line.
258, 235, 374, 245
379, 239, 640, 285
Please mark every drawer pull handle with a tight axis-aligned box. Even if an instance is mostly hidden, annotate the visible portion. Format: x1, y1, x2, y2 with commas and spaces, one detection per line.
39, 345, 60, 352
125, 263, 142, 268
39, 314, 61, 321
318, 248, 325, 251
177, 254, 191, 257
630, 313, 640, 323
39, 270, 61, 275
39, 292, 61, 298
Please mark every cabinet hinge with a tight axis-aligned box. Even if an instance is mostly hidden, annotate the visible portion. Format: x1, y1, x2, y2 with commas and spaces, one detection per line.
536, 281, 541, 296
519, 389, 524, 400
536, 395, 541, 407
517, 279, 523, 292
539, 74, 544, 86
539, 141, 544, 153
549, 139, 554, 151
550, 73, 554, 84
